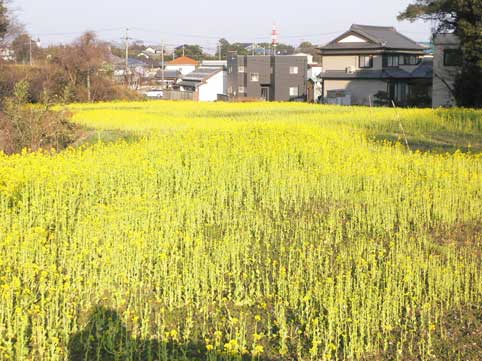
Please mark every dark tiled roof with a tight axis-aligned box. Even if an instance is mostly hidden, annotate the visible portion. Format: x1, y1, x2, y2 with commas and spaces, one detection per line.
182, 67, 222, 82
410, 58, 433, 78
128, 58, 147, 67
320, 24, 425, 52
178, 67, 223, 88
155, 70, 181, 79
178, 80, 201, 88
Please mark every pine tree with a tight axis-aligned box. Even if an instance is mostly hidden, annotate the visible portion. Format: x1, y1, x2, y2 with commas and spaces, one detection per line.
398, 0, 482, 107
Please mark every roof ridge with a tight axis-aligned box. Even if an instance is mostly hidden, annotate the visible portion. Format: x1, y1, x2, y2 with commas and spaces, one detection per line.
351, 24, 396, 31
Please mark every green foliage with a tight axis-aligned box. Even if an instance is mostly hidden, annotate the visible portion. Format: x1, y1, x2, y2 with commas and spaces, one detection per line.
0, 0, 7, 40
174, 44, 205, 60
11, 33, 41, 64
0, 80, 79, 154
398, 0, 482, 107
373, 90, 391, 106
454, 64, 482, 107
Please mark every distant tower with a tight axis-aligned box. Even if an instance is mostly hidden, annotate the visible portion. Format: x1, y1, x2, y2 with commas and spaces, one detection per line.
271, 24, 278, 55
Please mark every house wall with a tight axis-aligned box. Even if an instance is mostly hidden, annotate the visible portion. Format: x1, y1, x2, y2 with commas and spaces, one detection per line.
246, 56, 271, 99
165, 64, 196, 75
227, 55, 307, 101
272, 56, 308, 101
322, 55, 384, 71
198, 71, 227, 101
323, 79, 387, 105
323, 56, 358, 70
227, 54, 238, 96
308, 66, 323, 79
433, 34, 460, 107
322, 54, 426, 72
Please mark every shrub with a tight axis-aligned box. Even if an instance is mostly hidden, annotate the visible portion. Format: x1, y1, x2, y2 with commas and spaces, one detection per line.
0, 80, 79, 154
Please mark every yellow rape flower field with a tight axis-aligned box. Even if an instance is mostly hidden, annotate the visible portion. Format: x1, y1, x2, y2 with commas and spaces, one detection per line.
0, 101, 481, 360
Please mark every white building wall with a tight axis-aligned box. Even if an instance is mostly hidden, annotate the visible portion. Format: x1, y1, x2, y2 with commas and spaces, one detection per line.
198, 71, 227, 102
308, 66, 323, 79
433, 34, 460, 107
165, 64, 197, 75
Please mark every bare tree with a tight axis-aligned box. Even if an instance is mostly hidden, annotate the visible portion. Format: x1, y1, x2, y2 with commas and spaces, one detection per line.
0, 0, 26, 45
49, 32, 109, 102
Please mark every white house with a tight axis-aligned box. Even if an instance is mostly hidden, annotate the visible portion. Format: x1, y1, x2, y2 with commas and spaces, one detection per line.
165, 56, 199, 75
178, 67, 227, 101
0, 47, 15, 62
201, 60, 228, 69
292, 52, 315, 65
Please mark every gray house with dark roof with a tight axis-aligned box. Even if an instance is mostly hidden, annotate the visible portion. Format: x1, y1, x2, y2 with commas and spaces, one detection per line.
227, 54, 307, 101
317, 24, 432, 106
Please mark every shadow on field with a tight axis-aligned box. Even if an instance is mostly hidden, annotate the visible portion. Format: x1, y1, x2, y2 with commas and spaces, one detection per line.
68, 306, 276, 361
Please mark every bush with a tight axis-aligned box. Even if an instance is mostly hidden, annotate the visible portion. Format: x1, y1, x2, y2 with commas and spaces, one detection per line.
373, 91, 391, 107
0, 63, 141, 105
0, 80, 79, 154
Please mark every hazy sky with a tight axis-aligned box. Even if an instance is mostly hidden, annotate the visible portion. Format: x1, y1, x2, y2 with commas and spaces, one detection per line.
13, 0, 431, 51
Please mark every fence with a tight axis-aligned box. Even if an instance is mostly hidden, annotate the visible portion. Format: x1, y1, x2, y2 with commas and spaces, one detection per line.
163, 90, 195, 101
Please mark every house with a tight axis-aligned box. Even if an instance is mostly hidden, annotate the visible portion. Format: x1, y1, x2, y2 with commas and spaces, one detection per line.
165, 56, 199, 75
0, 47, 14, 62
155, 69, 182, 88
307, 64, 324, 102
227, 55, 307, 101
317, 24, 432, 107
432, 34, 461, 107
144, 47, 163, 55
245, 43, 268, 55
292, 53, 315, 65
138, 46, 167, 60
201, 60, 228, 69
175, 67, 227, 101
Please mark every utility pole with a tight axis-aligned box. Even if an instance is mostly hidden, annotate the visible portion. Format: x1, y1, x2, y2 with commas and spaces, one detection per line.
123, 28, 131, 86
161, 41, 165, 89
29, 38, 33, 66
182, 44, 185, 57
218, 42, 221, 60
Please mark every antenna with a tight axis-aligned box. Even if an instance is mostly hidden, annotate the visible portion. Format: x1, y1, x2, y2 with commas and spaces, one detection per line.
271, 23, 278, 55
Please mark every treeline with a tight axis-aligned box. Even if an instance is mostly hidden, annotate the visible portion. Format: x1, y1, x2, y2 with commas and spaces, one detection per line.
399, 0, 482, 108
0, 1, 141, 154
0, 32, 140, 104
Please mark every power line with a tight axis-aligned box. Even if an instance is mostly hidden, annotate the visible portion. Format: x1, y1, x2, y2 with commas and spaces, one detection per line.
36, 28, 125, 38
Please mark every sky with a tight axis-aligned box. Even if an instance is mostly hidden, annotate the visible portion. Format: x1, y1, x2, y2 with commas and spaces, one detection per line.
13, 0, 432, 52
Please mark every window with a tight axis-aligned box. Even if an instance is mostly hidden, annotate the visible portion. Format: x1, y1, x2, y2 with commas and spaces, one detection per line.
289, 66, 299, 74
383, 55, 399, 67
289, 87, 299, 97
399, 55, 420, 66
228, 86, 233, 94
359, 55, 373, 68
238, 86, 246, 94
238, 66, 246, 73
444, 49, 463, 66
228, 67, 233, 74
250, 72, 259, 82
